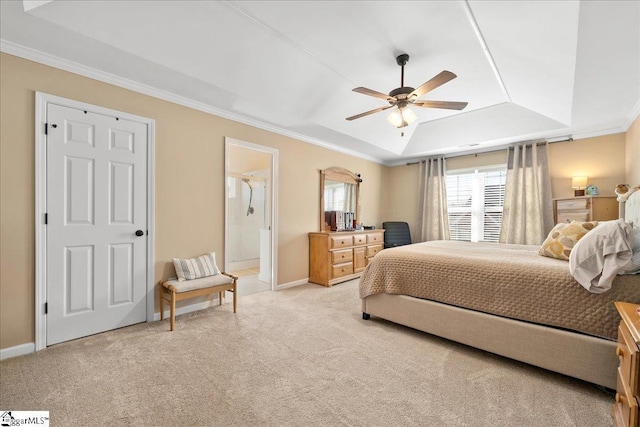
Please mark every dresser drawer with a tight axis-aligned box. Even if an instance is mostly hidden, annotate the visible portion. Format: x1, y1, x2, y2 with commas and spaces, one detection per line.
618, 322, 640, 396
367, 244, 383, 257
353, 234, 367, 245
332, 262, 353, 279
615, 367, 638, 427
367, 233, 383, 244
332, 249, 353, 264
557, 210, 589, 223
557, 199, 588, 210
330, 235, 353, 249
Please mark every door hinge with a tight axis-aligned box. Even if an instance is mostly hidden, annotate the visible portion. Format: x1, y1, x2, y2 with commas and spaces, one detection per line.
44, 213, 48, 224
44, 302, 48, 314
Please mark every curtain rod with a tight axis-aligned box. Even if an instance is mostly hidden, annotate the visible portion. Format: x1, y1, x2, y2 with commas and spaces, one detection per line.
405, 137, 574, 165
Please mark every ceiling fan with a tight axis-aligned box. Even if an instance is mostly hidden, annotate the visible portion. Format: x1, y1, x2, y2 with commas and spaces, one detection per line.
346, 54, 468, 128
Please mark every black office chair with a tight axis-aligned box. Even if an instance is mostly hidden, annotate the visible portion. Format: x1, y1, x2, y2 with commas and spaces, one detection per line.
382, 221, 412, 249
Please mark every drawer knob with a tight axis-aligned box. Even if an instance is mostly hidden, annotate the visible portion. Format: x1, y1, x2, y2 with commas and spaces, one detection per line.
616, 393, 626, 405
616, 347, 625, 358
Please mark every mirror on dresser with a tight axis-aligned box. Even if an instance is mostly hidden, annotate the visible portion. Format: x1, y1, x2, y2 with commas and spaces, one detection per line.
319, 166, 361, 232
310, 167, 384, 287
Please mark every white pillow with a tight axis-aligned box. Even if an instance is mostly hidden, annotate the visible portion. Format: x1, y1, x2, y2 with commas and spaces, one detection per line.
618, 225, 640, 275
173, 252, 221, 282
569, 219, 634, 293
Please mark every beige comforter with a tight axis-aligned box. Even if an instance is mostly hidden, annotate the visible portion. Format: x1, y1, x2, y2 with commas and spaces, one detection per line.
359, 241, 640, 340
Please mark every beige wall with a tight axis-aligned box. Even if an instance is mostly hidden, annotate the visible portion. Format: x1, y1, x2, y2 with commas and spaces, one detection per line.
379, 163, 420, 241
627, 115, 640, 185
0, 53, 385, 349
548, 133, 626, 198
229, 144, 271, 174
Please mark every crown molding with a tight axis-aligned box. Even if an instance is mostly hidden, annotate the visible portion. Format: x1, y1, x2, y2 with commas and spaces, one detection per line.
0, 39, 385, 165
570, 125, 628, 141
2, 39, 635, 168
384, 121, 629, 167
625, 99, 640, 130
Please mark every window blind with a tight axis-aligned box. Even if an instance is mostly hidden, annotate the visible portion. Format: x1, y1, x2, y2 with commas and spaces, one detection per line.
446, 169, 506, 242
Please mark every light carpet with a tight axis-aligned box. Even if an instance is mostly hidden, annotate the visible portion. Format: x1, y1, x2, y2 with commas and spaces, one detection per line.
0, 279, 614, 426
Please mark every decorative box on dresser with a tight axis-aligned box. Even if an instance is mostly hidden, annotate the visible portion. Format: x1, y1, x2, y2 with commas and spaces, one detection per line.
309, 230, 384, 287
553, 195, 618, 223
612, 301, 640, 427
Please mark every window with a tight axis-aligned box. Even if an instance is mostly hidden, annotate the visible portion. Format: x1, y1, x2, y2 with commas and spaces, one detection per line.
446, 169, 506, 242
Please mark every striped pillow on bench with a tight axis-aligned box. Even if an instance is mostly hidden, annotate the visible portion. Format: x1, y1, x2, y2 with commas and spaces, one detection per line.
172, 252, 221, 281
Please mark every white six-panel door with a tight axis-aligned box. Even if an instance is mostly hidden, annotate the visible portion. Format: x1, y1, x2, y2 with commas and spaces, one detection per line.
46, 103, 148, 345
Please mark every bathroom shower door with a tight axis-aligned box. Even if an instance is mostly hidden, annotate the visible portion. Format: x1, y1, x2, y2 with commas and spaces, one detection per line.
224, 138, 278, 295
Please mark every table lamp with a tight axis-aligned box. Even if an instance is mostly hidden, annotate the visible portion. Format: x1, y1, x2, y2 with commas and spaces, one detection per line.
571, 176, 588, 196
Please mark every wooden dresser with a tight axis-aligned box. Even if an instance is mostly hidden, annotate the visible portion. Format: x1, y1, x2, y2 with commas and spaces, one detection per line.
309, 230, 384, 287
613, 301, 640, 427
553, 195, 618, 223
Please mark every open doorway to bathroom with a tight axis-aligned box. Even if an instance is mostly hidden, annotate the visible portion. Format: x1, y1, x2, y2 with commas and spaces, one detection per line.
224, 138, 278, 296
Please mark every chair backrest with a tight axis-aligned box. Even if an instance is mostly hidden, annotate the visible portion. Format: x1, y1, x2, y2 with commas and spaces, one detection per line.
382, 221, 411, 249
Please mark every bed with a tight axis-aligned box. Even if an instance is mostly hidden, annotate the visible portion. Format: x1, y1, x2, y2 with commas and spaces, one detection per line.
361, 191, 640, 389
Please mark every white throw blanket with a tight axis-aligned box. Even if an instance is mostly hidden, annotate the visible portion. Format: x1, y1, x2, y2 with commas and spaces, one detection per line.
569, 219, 634, 294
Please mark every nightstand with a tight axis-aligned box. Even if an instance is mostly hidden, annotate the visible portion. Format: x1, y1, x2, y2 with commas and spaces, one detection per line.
612, 301, 640, 427
553, 195, 618, 223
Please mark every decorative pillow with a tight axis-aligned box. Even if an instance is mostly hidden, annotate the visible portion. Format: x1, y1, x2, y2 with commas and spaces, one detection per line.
569, 219, 634, 293
173, 252, 220, 282
539, 221, 598, 261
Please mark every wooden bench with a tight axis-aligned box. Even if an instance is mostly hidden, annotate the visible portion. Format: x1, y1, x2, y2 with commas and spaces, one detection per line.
160, 272, 237, 331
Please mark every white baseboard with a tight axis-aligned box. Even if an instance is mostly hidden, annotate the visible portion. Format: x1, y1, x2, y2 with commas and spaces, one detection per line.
0, 342, 35, 360
153, 297, 232, 321
276, 278, 309, 290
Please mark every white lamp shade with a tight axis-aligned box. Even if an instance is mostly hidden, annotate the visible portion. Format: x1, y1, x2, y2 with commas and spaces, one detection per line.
571, 176, 588, 189
387, 107, 417, 128
386, 109, 403, 127
402, 107, 417, 124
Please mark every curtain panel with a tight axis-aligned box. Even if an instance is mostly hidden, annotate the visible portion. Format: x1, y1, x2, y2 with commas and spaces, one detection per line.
499, 142, 554, 245
344, 183, 356, 214
417, 157, 450, 242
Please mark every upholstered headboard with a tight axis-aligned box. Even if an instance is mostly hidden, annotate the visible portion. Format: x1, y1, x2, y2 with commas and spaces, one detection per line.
622, 189, 640, 226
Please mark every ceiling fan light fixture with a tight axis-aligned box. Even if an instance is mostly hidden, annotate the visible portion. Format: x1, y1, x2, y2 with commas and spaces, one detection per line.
402, 106, 417, 124
387, 106, 416, 128
347, 53, 467, 126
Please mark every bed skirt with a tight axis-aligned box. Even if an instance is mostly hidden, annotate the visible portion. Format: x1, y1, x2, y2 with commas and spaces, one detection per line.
362, 293, 617, 389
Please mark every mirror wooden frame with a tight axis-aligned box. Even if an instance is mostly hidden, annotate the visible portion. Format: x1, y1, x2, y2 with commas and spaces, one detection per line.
319, 166, 361, 232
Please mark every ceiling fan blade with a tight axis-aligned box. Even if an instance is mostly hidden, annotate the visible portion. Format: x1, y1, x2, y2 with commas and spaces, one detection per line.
346, 105, 393, 121
408, 71, 457, 100
412, 100, 468, 110
353, 87, 395, 102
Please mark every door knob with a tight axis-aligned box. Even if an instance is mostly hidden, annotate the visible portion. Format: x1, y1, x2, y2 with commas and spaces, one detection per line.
135, 230, 144, 237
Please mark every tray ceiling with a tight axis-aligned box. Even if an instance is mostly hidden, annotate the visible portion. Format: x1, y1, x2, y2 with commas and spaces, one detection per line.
2, 0, 639, 164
